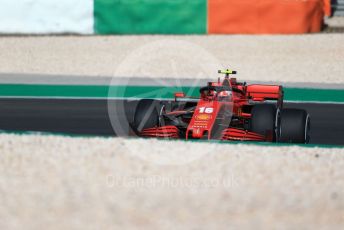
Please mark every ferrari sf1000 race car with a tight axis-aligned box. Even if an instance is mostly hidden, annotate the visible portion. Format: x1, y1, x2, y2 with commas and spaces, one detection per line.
131, 69, 310, 143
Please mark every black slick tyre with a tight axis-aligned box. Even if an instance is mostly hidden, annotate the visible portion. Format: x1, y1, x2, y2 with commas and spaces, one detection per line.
250, 104, 278, 141
132, 99, 160, 134
279, 109, 310, 143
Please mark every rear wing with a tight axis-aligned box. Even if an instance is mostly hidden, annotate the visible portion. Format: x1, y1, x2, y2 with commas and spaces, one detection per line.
246, 85, 284, 106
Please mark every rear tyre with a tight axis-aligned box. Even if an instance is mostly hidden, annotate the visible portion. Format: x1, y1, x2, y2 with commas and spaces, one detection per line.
279, 109, 310, 143
250, 104, 278, 141
132, 99, 160, 134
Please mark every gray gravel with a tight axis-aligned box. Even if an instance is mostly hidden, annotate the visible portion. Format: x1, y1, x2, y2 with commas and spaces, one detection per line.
325, 16, 344, 27
0, 35, 343, 83
0, 134, 343, 229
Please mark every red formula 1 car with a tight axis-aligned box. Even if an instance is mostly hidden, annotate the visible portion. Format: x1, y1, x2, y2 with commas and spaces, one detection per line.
131, 69, 310, 143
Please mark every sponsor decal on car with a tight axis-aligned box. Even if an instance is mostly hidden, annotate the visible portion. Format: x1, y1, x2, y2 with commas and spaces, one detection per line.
196, 114, 212, 120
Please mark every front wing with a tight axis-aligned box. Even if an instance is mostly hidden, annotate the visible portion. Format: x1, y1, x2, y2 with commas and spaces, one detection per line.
139, 126, 272, 142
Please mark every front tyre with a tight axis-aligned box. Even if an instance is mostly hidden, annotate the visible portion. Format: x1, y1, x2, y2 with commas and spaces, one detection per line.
279, 109, 310, 143
131, 99, 160, 134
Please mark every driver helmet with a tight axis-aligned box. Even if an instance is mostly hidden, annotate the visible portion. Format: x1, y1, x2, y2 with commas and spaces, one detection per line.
201, 89, 217, 100
218, 90, 232, 101
218, 91, 231, 97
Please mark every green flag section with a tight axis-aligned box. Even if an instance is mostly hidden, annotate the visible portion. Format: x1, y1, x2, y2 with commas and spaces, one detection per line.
0, 84, 344, 103
94, 0, 207, 34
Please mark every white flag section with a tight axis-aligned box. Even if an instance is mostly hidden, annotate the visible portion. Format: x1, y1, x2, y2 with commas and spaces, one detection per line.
0, 0, 93, 34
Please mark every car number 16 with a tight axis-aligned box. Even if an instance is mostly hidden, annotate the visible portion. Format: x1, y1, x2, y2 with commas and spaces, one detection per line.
199, 107, 214, 114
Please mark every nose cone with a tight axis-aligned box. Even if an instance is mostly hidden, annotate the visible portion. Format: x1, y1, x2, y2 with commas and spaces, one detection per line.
187, 100, 219, 140
192, 128, 204, 139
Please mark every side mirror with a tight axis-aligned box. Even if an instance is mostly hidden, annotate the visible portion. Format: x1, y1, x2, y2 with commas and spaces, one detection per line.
174, 92, 186, 101
174, 92, 185, 98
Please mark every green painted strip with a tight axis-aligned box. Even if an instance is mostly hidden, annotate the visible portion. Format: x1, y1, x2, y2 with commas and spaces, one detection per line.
94, 0, 207, 34
0, 85, 193, 98
284, 88, 344, 103
0, 84, 344, 103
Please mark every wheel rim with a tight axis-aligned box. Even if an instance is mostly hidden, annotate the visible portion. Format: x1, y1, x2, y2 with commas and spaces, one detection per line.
158, 104, 165, 126
275, 108, 281, 141
305, 114, 310, 143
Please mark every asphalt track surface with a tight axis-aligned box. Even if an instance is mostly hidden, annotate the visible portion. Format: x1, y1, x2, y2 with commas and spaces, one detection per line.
0, 98, 343, 146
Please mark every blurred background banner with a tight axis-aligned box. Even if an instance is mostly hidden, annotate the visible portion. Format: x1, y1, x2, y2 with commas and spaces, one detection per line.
332, 0, 344, 16
0, 0, 94, 34
94, 0, 207, 34
0, 0, 334, 34
208, 0, 329, 34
